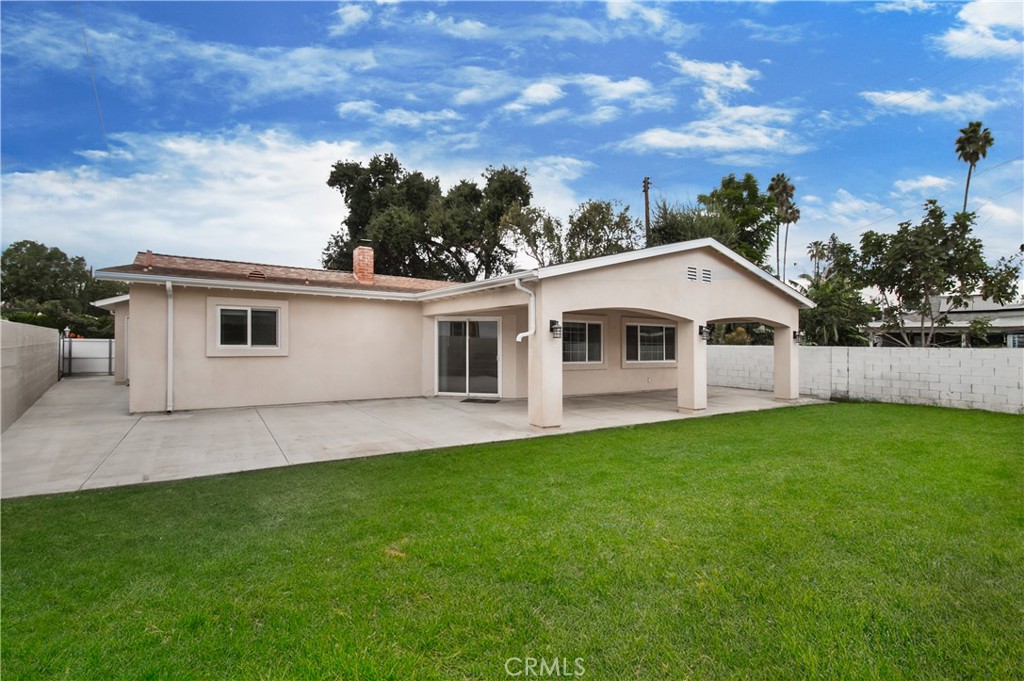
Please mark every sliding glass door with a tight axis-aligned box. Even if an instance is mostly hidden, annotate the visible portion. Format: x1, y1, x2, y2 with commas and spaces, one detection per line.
437, 319, 499, 395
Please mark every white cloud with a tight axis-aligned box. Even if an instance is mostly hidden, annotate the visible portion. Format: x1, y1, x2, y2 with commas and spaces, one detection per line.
860, 88, 1004, 116
936, 0, 1023, 59
329, 3, 372, 36
624, 55, 804, 160
1, 128, 370, 269
380, 108, 461, 128
452, 67, 520, 106
525, 156, 592, 223
580, 106, 621, 125
419, 11, 493, 39
2, 9, 377, 106
624, 103, 804, 157
892, 175, 955, 195
738, 19, 810, 44
336, 100, 379, 117
605, 1, 696, 43
666, 54, 761, 106
576, 75, 652, 102
504, 82, 567, 112
871, 0, 935, 14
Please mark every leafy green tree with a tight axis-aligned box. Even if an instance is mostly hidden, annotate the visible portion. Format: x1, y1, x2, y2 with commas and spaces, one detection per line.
1, 240, 90, 311
696, 173, 776, 269
649, 199, 739, 250
323, 154, 444, 278
799, 276, 875, 346
858, 200, 1021, 347
323, 155, 531, 281
504, 204, 565, 267
0, 240, 123, 337
955, 121, 994, 214
563, 200, 641, 262
797, 235, 876, 346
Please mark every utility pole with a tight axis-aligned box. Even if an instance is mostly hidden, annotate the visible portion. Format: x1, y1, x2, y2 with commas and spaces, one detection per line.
642, 176, 651, 247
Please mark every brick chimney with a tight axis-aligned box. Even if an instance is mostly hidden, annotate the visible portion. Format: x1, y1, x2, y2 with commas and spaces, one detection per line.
353, 243, 374, 284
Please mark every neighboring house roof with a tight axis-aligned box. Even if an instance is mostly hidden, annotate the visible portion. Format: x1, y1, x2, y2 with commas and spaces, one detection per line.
95, 239, 814, 308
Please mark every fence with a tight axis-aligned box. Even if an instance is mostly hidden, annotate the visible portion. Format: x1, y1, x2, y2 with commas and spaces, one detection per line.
708, 345, 1024, 415
61, 337, 115, 377
2, 321, 60, 432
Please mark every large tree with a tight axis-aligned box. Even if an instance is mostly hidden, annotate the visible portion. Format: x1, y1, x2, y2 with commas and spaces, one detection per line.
954, 120, 994, 214
1, 240, 91, 310
858, 200, 1021, 347
0, 240, 124, 337
649, 199, 739, 250
696, 173, 776, 269
323, 154, 531, 281
563, 199, 641, 262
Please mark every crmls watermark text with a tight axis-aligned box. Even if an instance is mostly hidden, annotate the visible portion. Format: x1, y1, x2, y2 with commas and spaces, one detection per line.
504, 657, 585, 677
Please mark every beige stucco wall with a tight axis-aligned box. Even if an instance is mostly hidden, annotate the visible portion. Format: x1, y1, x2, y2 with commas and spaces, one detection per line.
109, 300, 129, 384
123, 246, 804, 418
1, 320, 59, 432
127, 283, 425, 413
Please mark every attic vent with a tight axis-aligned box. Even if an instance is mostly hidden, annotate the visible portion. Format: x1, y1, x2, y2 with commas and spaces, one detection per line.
701, 268, 712, 283
247, 270, 267, 280
686, 266, 698, 281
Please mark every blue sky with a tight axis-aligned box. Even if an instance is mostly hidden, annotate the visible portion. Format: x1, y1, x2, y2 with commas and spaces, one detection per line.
2, 1, 1022, 278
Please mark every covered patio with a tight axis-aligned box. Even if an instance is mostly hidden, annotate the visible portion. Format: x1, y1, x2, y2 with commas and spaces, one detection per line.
1, 377, 824, 498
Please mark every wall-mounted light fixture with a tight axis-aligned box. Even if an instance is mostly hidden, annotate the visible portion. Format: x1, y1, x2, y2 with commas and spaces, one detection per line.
793, 329, 806, 342
550, 320, 562, 338
698, 325, 711, 341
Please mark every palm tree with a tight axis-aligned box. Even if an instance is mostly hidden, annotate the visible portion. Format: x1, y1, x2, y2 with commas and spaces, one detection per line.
807, 240, 827, 280
955, 121, 995, 214
767, 173, 798, 281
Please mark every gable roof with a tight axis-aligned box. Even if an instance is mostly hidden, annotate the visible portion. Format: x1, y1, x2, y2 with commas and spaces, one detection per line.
417, 238, 815, 308
96, 240, 813, 308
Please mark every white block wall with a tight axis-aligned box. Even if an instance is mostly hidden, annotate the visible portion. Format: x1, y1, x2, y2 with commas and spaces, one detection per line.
708, 346, 1024, 414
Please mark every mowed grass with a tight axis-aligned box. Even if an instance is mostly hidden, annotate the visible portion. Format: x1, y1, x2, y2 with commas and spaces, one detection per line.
2, 403, 1021, 680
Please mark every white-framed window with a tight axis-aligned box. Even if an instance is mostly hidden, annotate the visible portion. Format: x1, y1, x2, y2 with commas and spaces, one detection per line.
206, 297, 288, 357
625, 323, 676, 362
562, 321, 602, 363
218, 307, 279, 348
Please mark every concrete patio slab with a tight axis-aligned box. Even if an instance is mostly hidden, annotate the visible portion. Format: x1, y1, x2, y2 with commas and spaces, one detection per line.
2, 377, 826, 499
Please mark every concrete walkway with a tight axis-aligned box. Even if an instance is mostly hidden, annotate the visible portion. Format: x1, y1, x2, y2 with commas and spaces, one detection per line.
1, 377, 824, 498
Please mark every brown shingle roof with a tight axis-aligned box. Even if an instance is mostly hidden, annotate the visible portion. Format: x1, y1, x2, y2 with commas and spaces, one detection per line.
98, 251, 457, 294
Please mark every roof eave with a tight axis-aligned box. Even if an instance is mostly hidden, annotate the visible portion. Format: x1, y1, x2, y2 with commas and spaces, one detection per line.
94, 270, 425, 302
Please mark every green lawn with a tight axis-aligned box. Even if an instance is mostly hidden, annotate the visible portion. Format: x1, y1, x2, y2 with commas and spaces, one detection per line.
2, 403, 1021, 680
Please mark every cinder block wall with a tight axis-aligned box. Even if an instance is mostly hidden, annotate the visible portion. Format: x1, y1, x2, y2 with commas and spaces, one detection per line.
708, 345, 1024, 414
2, 321, 59, 431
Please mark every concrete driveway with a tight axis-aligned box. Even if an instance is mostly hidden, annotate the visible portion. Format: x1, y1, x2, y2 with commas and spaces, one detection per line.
1, 377, 822, 498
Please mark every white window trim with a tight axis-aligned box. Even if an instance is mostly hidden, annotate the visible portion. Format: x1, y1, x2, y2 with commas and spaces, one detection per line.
623, 319, 677, 366
206, 296, 289, 358
561, 318, 605, 368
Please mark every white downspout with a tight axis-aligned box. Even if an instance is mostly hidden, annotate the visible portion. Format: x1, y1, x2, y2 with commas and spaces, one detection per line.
514, 278, 535, 342
165, 281, 174, 413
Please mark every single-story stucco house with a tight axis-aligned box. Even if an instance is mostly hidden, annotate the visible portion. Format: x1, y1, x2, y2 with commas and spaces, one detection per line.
94, 238, 813, 428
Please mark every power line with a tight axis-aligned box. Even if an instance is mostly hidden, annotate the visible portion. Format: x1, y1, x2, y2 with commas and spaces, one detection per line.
77, 0, 110, 153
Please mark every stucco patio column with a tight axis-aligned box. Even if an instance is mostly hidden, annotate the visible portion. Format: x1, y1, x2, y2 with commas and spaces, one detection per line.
677, 319, 707, 412
773, 326, 800, 400
527, 294, 563, 428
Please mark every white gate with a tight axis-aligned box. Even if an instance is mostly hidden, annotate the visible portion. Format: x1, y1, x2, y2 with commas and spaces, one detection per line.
60, 337, 115, 377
